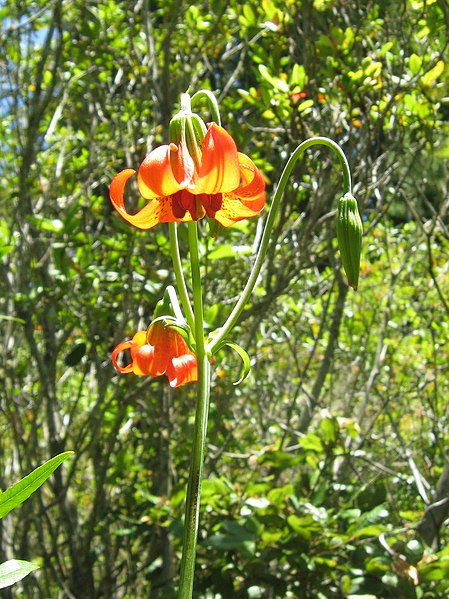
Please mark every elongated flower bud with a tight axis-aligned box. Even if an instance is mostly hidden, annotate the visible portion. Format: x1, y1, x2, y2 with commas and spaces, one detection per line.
169, 111, 207, 172
336, 193, 363, 290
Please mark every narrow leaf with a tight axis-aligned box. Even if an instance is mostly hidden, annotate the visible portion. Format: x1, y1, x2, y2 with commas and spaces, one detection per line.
0, 452, 74, 519
0, 559, 39, 589
223, 341, 251, 385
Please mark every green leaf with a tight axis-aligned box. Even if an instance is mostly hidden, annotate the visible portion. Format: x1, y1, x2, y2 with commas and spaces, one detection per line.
320, 416, 338, 444
419, 556, 449, 581
0, 559, 39, 589
224, 340, 252, 385
207, 244, 251, 260
201, 477, 232, 500
258, 64, 289, 93
351, 524, 387, 539
0, 452, 74, 519
259, 450, 301, 469
28, 215, 64, 234
409, 53, 422, 74
64, 342, 87, 366
421, 59, 444, 86
287, 515, 320, 540
299, 433, 324, 453
206, 520, 256, 555
242, 4, 257, 27
289, 64, 307, 88
297, 99, 314, 113
207, 243, 235, 260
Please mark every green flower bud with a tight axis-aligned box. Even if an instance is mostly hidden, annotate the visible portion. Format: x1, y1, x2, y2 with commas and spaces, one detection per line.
336, 193, 363, 290
169, 111, 207, 172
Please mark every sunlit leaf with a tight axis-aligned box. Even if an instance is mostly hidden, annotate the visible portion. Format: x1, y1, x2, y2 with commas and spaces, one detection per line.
0, 560, 39, 589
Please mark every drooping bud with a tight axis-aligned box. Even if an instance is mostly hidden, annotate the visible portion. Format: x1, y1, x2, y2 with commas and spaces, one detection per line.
336, 193, 363, 290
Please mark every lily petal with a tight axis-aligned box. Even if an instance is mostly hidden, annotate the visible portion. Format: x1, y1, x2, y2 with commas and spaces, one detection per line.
110, 169, 180, 230
112, 339, 135, 374
112, 325, 198, 386
235, 153, 266, 205
137, 144, 184, 199
206, 193, 265, 227
147, 323, 171, 374
133, 344, 156, 376
167, 354, 199, 387
202, 153, 265, 226
170, 136, 196, 188
194, 124, 240, 194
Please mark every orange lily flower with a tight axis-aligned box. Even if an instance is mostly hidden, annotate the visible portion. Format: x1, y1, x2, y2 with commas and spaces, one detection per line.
110, 123, 266, 230
112, 323, 198, 388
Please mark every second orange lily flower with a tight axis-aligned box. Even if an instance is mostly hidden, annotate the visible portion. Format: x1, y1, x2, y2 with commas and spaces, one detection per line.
112, 323, 198, 388
110, 122, 266, 230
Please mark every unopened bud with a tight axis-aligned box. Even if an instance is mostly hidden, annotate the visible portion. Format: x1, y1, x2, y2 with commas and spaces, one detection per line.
169, 111, 207, 171
336, 193, 363, 290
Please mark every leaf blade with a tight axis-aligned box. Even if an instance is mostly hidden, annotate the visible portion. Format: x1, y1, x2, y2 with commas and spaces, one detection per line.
0, 452, 74, 519
0, 559, 39, 589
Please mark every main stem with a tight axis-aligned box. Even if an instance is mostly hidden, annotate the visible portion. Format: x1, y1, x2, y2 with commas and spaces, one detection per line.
169, 222, 195, 331
178, 222, 211, 599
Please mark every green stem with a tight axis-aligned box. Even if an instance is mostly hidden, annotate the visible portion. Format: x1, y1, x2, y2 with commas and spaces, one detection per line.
190, 89, 221, 125
207, 136, 352, 354
178, 222, 211, 599
166, 285, 185, 323
180, 92, 192, 114
169, 222, 195, 331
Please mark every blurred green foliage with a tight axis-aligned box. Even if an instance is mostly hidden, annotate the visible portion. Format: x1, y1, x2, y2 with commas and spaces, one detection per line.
1, 0, 448, 597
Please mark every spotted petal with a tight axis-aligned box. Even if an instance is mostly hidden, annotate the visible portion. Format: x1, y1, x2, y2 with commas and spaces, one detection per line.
207, 194, 265, 227
110, 169, 182, 230
202, 152, 266, 227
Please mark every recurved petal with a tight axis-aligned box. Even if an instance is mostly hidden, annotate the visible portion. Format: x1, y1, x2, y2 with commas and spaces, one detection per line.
129, 331, 148, 355
137, 144, 183, 199
112, 339, 135, 374
239, 191, 266, 212
234, 153, 266, 208
110, 169, 180, 230
194, 124, 240, 194
205, 193, 265, 227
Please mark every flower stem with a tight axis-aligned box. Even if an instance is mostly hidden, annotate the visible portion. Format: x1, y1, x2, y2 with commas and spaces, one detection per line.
169, 222, 195, 331
190, 89, 221, 126
207, 136, 352, 354
178, 222, 211, 599
166, 285, 185, 323
180, 92, 192, 114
